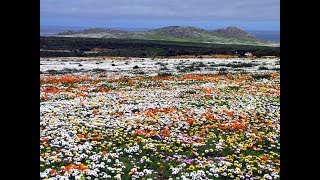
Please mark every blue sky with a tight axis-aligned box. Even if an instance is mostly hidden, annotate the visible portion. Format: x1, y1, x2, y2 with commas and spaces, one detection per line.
40, 0, 280, 31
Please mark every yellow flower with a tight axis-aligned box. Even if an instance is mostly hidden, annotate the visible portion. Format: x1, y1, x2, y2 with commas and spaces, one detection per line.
188, 165, 195, 171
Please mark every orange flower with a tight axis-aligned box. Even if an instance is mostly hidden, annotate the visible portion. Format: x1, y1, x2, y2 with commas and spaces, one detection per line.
93, 109, 98, 115
150, 130, 157, 135
262, 155, 268, 161
49, 169, 56, 175
252, 127, 258, 132
77, 134, 83, 139
162, 129, 170, 136
205, 112, 215, 121
186, 118, 195, 124
79, 164, 88, 171
102, 151, 108, 156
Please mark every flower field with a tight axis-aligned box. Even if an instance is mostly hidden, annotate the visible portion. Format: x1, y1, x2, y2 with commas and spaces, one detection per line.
40, 58, 280, 180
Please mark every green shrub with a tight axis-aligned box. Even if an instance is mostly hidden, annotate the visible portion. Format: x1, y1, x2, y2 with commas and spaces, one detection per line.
157, 72, 172, 77
258, 66, 269, 70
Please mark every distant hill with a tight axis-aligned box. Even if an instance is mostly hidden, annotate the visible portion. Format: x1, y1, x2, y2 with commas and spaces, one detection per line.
212, 26, 256, 39
149, 26, 207, 38
55, 26, 278, 47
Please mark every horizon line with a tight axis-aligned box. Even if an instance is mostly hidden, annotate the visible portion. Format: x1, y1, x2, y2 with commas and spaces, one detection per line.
40, 25, 280, 31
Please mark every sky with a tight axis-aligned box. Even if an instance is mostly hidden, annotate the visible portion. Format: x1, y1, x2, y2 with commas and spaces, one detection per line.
40, 0, 280, 31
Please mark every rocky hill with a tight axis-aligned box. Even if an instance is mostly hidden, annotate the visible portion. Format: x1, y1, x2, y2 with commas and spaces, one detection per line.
213, 26, 256, 39
149, 26, 208, 38
55, 26, 275, 46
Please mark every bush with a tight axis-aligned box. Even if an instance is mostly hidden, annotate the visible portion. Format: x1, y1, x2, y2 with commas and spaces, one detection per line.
197, 62, 206, 67
157, 72, 172, 77
92, 68, 106, 72
239, 70, 248, 74
191, 62, 206, 67
252, 74, 271, 80
156, 62, 168, 66
160, 66, 169, 70
258, 66, 269, 70
231, 63, 254, 68
47, 70, 59, 74
136, 71, 145, 74
218, 68, 228, 75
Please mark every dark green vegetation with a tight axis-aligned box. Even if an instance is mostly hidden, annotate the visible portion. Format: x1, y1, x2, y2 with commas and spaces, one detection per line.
40, 36, 280, 58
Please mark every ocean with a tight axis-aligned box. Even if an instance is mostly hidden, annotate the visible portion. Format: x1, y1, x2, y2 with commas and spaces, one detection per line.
248, 30, 280, 42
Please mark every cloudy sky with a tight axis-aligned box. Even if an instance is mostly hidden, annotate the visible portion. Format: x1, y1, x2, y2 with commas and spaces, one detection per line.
40, 0, 280, 30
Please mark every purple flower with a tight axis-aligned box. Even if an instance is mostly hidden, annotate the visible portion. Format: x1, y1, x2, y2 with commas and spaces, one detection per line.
182, 158, 195, 164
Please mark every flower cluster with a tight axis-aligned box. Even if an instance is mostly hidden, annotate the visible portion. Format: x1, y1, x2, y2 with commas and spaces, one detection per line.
40, 69, 280, 179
